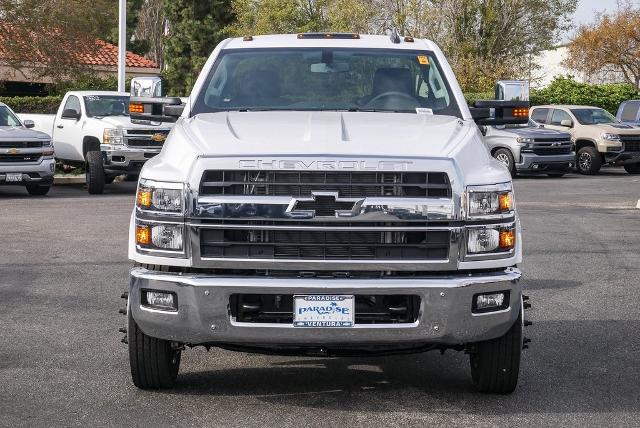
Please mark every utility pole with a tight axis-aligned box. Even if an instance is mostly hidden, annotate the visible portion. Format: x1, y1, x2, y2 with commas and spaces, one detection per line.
117, 0, 126, 92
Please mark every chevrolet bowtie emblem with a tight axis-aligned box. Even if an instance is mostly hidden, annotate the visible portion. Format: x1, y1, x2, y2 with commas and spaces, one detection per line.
287, 192, 364, 218
150, 133, 167, 142
7, 148, 19, 154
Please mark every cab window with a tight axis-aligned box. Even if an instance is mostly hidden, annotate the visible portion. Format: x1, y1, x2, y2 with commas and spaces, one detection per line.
531, 108, 549, 124
550, 109, 572, 126
62, 96, 82, 117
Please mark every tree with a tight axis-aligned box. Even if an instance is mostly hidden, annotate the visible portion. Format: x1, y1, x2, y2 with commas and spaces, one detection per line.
565, 2, 640, 88
0, 0, 115, 81
163, 0, 235, 96
228, 0, 577, 92
134, 0, 166, 68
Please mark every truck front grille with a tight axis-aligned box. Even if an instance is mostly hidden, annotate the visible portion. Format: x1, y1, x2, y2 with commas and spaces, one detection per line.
531, 140, 573, 155
200, 228, 450, 260
621, 137, 640, 152
0, 154, 41, 163
200, 170, 451, 198
231, 294, 420, 324
0, 141, 43, 148
124, 129, 170, 149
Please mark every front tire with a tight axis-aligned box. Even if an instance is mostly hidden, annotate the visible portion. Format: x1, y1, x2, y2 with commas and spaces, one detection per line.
493, 148, 516, 177
576, 146, 601, 175
25, 183, 51, 196
469, 309, 522, 394
85, 151, 105, 194
624, 163, 640, 174
128, 309, 181, 389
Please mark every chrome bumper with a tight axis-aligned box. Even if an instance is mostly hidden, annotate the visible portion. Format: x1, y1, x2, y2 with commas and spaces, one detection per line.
0, 157, 55, 184
129, 266, 522, 346
101, 145, 161, 172
516, 153, 575, 172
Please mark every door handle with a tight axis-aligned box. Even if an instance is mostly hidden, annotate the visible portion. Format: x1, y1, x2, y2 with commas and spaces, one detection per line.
56, 125, 64, 129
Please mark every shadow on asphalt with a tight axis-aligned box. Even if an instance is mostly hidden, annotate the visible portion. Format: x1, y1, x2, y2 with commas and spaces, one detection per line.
157, 319, 639, 415
0, 182, 137, 198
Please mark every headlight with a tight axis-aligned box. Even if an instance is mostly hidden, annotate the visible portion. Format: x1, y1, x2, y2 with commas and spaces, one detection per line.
42, 140, 54, 156
516, 137, 535, 144
467, 183, 514, 219
467, 225, 516, 255
103, 128, 124, 145
601, 133, 620, 141
136, 179, 184, 214
136, 222, 183, 251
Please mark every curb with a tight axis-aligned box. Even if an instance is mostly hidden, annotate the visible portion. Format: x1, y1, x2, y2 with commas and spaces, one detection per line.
53, 175, 85, 185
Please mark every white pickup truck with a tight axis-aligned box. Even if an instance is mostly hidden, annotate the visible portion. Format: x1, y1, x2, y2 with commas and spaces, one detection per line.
21, 91, 172, 194
124, 32, 532, 393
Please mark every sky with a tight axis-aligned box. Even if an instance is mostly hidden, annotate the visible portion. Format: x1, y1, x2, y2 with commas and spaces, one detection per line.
571, 0, 635, 26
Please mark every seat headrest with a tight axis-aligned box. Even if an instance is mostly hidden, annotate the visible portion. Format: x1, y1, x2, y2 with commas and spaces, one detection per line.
372, 67, 414, 96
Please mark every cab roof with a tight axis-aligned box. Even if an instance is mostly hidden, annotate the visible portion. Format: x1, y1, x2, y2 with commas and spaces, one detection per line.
533, 105, 603, 110
67, 91, 130, 96
222, 33, 437, 51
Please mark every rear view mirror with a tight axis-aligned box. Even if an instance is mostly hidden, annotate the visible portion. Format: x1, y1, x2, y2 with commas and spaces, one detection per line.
470, 100, 530, 126
23, 119, 35, 128
310, 62, 350, 73
61, 109, 81, 120
129, 96, 184, 123
560, 119, 573, 128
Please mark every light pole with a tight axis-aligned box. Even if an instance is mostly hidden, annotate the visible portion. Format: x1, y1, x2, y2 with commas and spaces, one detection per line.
117, 0, 126, 92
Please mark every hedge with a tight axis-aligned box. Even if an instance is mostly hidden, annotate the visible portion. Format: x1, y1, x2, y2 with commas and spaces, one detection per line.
0, 96, 63, 114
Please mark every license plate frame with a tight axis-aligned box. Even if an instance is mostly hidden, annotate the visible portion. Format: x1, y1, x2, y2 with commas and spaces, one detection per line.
5, 173, 22, 182
293, 295, 354, 328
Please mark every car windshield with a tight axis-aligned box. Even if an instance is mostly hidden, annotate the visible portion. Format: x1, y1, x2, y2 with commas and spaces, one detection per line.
504, 119, 539, 129
84, 95, 130, 118
0, 105, 22, 126
570, 108, 617, 125
192, 48, 461, 117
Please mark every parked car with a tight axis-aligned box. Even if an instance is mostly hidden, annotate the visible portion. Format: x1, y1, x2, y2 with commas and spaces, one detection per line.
616, 100, 640, 127
482, 119, 574, 177
530, 105, 640, 175
0, 102, 54, 195
123, 32, 531, 393
20, 91, 173, 194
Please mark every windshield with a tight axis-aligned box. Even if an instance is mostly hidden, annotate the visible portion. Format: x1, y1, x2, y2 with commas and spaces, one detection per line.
0, 105, 22, 126
192, 48, 461, 117
84, 95, 130, 118
570, 108, 617, 125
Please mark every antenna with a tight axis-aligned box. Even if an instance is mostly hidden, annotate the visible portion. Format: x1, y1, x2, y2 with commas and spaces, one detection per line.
388, 28, 401, 44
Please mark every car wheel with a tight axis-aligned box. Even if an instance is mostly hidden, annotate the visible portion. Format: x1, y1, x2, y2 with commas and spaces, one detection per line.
25, 183, 52, 196
469, 307, 522, 394
623, 163, 640, 174
493, 148, 516, 177
128, 308, 181, 389
576, 146, 601, 175
85, 151, 105, 194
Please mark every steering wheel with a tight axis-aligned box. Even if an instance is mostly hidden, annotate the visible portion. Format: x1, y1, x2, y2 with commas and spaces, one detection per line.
365, 91, 416, 106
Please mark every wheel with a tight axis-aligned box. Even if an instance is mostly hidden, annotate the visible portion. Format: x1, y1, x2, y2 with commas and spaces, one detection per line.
623, 163, 640, 174
124, 173, 139, 182
493, 148, 516, 177
469, 308, 522, 394
25, 183, 51, 196
576, 146, 601, 175
128, 308, 181, 389
547, 173, 565, 178
85, 151, 105, 194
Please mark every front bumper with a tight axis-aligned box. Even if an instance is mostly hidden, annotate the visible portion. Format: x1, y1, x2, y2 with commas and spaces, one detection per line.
606, 151, 640, 164
101, 145, 161, 174
0, 157, 55, 184
129, 266, 521, 347
516, 153, 575, 172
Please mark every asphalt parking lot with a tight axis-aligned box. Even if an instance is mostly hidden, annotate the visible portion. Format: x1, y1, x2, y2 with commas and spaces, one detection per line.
1, 170, 639, 427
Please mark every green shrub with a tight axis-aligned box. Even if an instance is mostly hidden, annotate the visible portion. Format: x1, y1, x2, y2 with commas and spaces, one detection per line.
530, 77, 639, 114
0, 96, 63, 114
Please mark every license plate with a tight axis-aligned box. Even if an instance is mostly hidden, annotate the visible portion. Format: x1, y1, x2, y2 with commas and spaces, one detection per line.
5, 173, 22, 182
293, 295, 354, 327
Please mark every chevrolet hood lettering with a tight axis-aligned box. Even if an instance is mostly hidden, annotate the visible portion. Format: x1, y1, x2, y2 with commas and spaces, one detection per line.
239, 159, 412, 170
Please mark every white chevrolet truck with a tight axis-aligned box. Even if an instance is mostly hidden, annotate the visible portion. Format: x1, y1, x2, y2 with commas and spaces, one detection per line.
22, 91, 172, 194
123, 33, 531, 393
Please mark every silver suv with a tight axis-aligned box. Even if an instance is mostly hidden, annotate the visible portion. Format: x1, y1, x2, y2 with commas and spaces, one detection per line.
483, 119, 574, 177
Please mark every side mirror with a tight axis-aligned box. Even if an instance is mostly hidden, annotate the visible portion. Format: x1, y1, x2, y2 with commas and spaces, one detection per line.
130, 76, 164, 98
495, 80, 530, 101
129, 96, 184, 123
23, 119, 35, 128
470, 100, 530, 126
560, 119, 573, 128
61, 109, 80, 120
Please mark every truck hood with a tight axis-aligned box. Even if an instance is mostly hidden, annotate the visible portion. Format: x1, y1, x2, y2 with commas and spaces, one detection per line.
592, 123, 639, 133
506, 126, 571, 139
97, 116, 170, 130
0, 125, 50, 140
183, 111, 467, 157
